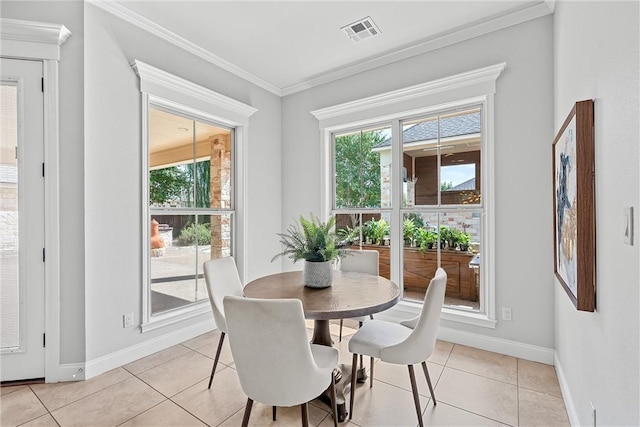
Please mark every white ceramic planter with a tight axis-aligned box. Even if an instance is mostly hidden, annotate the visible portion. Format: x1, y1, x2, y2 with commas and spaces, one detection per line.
303, 260, 333, 288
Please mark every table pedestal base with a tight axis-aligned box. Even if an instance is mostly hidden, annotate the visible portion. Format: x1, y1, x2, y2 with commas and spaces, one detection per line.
312, 320, 367, 422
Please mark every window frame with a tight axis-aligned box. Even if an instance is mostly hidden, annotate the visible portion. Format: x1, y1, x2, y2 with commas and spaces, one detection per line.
133, 60, 256, 332
312, 63, 505, 328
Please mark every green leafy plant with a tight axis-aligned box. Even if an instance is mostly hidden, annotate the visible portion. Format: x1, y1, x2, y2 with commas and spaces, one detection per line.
415, 228, 437, 253
337, 225, 361, 244
457, 230, 471, 251
440, 226, 455, 249
177, 222, 211, 246
365, 218, 389, 245
272, 214, 345, 263
406, 212, 425, 229
403, 218, 416, 243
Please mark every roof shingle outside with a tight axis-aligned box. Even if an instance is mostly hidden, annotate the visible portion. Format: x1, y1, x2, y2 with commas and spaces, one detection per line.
376, 111, 481, 148
450, 177, 476, 191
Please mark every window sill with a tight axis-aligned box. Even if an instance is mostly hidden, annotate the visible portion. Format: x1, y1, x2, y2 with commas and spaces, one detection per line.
379, 299, 497, 329
140, 300, 211, 333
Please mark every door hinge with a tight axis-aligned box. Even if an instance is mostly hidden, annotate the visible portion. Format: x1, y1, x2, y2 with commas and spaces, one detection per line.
41, 78, 44, 92
43, 333, 46, 348
42, 163, 45, 177
43, 248, 45, 262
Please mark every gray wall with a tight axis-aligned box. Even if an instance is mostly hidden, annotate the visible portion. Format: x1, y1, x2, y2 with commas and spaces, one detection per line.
553, 1, 639, 425
2, 1, 283, 365
82, 4, 282, 361
282, 16, 556, 349
2, 1, 86, 365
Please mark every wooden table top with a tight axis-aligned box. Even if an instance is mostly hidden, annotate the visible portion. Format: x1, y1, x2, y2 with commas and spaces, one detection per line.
244, 270, 400, 320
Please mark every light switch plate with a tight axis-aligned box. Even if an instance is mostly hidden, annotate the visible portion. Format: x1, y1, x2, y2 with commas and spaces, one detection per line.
624, 207, 633, 245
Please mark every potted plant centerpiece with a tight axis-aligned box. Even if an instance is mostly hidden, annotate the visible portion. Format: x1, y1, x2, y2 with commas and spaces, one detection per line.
272, 214, 345, 288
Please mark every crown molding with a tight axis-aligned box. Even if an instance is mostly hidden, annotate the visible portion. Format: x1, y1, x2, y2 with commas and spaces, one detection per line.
89, 0, 281, 96
283, 1, 552, 96
89, 0, 552, 98
311, 62, 506, 123
0, 18, 71, 60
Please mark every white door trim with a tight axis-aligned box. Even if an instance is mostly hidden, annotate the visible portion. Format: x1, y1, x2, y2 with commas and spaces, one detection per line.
1, 18, 71, 383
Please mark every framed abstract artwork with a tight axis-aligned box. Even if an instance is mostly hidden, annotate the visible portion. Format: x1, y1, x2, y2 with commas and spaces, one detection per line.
552, 100, 596, 312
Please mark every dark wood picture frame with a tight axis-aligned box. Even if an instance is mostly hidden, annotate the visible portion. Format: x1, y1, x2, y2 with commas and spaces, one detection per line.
552, 100, 596, 312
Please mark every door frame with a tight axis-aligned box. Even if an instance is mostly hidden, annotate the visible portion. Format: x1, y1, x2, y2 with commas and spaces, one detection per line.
1, 18, 71, 382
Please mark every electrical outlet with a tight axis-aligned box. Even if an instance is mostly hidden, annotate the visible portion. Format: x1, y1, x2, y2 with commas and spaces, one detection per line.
123, 312, 134, 328
501, 307, 512, 321
590, 402, 596, 427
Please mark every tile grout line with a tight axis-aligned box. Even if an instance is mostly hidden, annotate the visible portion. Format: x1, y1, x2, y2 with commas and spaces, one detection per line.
114, 398, 169, 427
122, 343, 194, 376
22, 384, 60, 427
34, 369, 136, 415
516, 358, 520, 426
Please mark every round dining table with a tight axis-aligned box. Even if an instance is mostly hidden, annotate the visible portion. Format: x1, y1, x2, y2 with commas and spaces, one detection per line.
244, 270, 400, 421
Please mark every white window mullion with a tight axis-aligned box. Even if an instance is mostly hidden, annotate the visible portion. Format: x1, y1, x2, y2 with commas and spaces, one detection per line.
390, 119, 403, 289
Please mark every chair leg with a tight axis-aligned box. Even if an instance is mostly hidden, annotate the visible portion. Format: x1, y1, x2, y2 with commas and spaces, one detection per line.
208, 331, 225, 389
349, 353, 358, 420
330, 370, 338, 427
241, 397, 253, 427
421, 361, 437, 405
301, 402, 309, 427
272, 406, 276, 421
339, 319, 343, 342
370, 357, 374, 388
408, 365, 424, 427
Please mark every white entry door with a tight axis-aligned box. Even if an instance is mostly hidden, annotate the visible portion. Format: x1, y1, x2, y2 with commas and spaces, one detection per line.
1, 58, 46, 382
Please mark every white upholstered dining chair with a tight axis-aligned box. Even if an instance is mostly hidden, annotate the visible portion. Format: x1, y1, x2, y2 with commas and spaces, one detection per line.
223, 295, 340, 427
338, 249, 379, 341
348, 268, 447, 427
202, 256, 243, 389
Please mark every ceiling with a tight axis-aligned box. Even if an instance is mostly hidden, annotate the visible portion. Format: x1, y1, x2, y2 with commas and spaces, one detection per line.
93, 0, 554, 96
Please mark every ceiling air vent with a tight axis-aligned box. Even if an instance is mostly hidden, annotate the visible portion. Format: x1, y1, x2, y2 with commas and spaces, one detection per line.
341, 16, 381, 42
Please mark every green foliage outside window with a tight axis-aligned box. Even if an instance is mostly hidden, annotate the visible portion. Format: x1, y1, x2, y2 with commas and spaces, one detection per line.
149, 160, 211, 207
149, 167, 188, 205
178, 222, 211, 246
334, 131, 385, 208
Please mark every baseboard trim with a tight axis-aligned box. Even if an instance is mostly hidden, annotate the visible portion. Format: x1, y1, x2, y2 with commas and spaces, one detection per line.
57, 363, 86, 382
377, 304, 555, 365
84, 320, 213, 380
554, 352, 579, 426
437, 326, 555, 364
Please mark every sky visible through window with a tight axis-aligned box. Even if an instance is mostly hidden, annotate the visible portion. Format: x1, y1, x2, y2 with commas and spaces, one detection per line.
441, 164, 475, 188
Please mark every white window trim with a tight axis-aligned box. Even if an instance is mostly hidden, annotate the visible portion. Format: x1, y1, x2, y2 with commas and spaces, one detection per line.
1, 18, 71, 382
312, 63, 505, 328
132, 60, 256, 332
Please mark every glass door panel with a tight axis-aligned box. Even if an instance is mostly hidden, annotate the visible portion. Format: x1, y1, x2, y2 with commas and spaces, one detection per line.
0, 83, 19, 350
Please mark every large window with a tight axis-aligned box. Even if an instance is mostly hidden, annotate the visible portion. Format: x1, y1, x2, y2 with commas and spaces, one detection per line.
148, 106, 234, 316
134, 60, 256, 330
314, 63, 504, 327
333, 107, 483, 312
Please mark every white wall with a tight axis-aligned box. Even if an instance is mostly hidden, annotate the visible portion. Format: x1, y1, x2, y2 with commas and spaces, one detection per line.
1, 1, 87, 365
282, 16, 556, 349
553, 2, 640, 425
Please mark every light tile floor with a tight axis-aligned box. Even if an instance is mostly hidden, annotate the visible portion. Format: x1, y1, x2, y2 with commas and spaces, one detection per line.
1, 320, 569, 427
